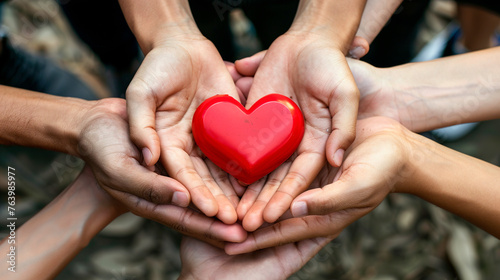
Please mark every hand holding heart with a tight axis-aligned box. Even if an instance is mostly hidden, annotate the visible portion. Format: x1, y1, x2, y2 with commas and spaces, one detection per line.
217, 62, 404, 256
126, 36, 243, 224
125, 34, 360, 250
232, 35, 360, 232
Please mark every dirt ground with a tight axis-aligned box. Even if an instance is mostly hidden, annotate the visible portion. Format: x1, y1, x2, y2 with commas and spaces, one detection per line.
0, 0, 499, 279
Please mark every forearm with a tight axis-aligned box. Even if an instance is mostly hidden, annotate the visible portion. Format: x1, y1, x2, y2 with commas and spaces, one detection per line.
386, 47, 500, 131
0, 168, 123, 279
356, 0, 403, 44
118, 0, 201, 54
0, 85, 92, 155
290, 0, 367, 52
397, 132, 500, 238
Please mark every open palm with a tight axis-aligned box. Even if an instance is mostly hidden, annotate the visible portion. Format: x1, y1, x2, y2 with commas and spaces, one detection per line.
127, 37, 242, 224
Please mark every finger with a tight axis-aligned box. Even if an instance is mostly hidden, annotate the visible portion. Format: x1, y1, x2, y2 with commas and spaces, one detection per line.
225, 211, 359, 255
229, 175, 247, 198
126, 84, 161, 167
292, 163, 388, 217
290, 237, 333, 266
347, 36, 370, 59
224, 61, 243, 82
206, 160, 240, 208
236, 86, 246, 107
109, 189, 247, 244
240, 163, 290, 231
234, 50, 267, 76
262, 152, 325, 224
193, 158, 237, 224
325, 76, 359, 167
236, 177, 265, 221
269, 237, 333, 275
356, 0, 402, 45
235, 77, 254, 98
100, 161, 190, 207
162, 149, 219, 217
202, 159, 239, 224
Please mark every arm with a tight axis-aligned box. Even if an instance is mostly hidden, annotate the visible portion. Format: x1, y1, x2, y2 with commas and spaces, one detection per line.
350, 47, 500, 131
290, 0, 367, 53
0, 88, 246, 244
355, 0, 403, 46
234, 0, 367, 231
117, 0, 240, 223
117, 0, 199, 54
0, 86, 189, 207
0, 167, 124, 279
0, 85, 89, 155
226, 117, 500, 254
399, 130, 500, 236
389, 46, 500, 131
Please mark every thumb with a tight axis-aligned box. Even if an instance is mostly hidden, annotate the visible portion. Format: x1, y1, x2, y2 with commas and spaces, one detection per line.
106, 162, 191, 207
348, 36, 370, 59
291, 177, 360, 217
235, 50, 267, 76
126, 85, 161, 167
325, 72, 359, 167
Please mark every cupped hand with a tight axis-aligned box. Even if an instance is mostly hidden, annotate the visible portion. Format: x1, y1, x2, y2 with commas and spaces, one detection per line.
78, 98, 247, 245
233, 37, 360, 230
226, 116, 412, 254
180, 235, 331, 280
126, 35, 242, 224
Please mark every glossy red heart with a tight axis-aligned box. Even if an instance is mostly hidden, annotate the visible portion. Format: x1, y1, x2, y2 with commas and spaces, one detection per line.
192, 94, 304, 185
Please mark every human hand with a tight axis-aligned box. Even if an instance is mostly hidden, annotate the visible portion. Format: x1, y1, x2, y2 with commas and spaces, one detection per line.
126, 34, 242, 224
347, 58, 417, 128
77, 98, 247, 245
233, 36, 360, 231
179, 235, 331, 280
226, 116, 412, 254
0, 165, 126, 280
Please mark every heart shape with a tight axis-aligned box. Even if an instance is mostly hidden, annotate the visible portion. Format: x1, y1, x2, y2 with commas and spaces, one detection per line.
192, 94, 304, 185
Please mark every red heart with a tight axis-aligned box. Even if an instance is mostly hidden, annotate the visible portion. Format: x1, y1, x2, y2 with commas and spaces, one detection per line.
192, 94, 304, 185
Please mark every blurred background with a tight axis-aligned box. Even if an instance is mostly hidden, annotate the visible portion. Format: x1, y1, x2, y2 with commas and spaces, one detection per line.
0, 0, 499, 279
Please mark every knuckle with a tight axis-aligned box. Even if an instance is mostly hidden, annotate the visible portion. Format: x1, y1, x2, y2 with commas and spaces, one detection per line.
142, 186, 161, 204
283, 171, 309, 191
175, 166, 199, 180
265, 178, 282, 190
200, 174, 217, 186
311, 190, 337, 215
170, 211, 192, 234
212, 171, 230, 185
170, 221, 187, 233
344, 129, 356, 145
203, 220, 218, 241
125, 79, 152, 101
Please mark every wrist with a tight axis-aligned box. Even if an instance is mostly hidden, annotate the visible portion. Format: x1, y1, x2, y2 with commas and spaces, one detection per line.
64, 99, 94, 156
119, 0, 201, 54
70, 167, 125, 240
393, 130, 430, 195
289, 0, 366, 53
75, 98, 127, 159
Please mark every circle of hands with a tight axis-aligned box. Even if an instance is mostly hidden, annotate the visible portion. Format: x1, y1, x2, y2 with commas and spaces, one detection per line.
79, 35, 409, 278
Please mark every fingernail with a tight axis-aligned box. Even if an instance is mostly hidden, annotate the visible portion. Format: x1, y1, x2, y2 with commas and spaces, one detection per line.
142, 147, 153, 166
172, 192, 189, 207
291, 201, 308, 217
237, 180, 249, 187
348, 46, 365, 59
333, 149, 345, 167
